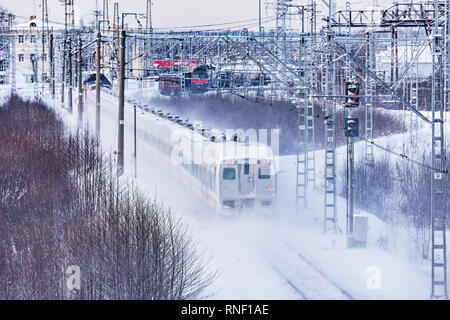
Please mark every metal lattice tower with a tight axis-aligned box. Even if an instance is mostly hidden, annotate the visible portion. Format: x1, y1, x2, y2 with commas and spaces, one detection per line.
445, 0, 450, 116
295, 32, 309, 210
323, 29, 337, 233
306, 3, 316, 188
62, 0, 75, 31
365, 31, 375, 166
1, 14, 12, 88
430, 0, 448, 299
275, 0, 289, 59
409, 44, 419, 148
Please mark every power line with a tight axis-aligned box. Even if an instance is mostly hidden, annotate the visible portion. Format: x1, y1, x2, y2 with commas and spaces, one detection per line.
155, 15, 277, 31
360, 136, 448, 175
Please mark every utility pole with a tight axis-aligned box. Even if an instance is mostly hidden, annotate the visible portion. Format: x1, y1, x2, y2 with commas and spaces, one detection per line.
118, 29, 125, 176
41, 0, 46, 94
113, 2, 119, 27
50, 33, 55, 98
259, 0, 262, 33
346, 125, 354, 235
10, 32, 16, 94
134, 104, 137, 179
145, 0, 152, 82
96, 31, 101, 138
78, 37, 83, 124
146, 0, 152, 32
61, 36, 66, 108
103, 0, 110, 31
68, 38, 73, 113
95, 0, 101, 31
113, 2, 119, 85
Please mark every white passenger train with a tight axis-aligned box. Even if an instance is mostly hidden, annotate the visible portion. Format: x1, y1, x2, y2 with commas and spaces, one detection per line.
136, 107, 276, 211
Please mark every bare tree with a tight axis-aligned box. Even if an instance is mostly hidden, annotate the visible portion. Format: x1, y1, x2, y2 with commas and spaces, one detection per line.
0, 95, 216, 300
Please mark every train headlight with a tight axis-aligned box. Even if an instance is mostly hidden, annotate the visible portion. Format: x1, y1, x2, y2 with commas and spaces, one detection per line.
265, 186, 271, 192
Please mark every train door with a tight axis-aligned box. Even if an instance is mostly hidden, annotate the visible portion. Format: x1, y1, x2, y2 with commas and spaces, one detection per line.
255, 162, 274, 196
220, 164, 239, 198
239, 160, 255, 196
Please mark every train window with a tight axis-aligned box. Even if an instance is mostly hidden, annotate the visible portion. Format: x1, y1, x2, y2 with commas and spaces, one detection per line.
223, 168, 236, 180
244, 163, 250, 175
258, 166, 271, 179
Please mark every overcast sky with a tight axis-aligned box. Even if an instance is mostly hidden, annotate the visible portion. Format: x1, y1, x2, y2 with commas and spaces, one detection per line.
0, 0, 269, 30
0, 1, 389, 30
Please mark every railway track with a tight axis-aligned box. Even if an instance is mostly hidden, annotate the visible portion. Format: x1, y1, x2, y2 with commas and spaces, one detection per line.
272, 250, 353, 300
102, 88, 352, 300
271, 264, 308, 299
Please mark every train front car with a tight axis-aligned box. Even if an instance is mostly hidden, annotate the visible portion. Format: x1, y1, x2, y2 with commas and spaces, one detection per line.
217, 141, 275, 211
166, 117, 276, 213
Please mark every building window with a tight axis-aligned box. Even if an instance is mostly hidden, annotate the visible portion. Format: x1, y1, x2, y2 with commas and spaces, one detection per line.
30, 35, 36, 43
18, 35, 24, 43
30, 54, 36, 62
43, 54, 47, 62
18, 54, 24, 62
0, 60, 6, 72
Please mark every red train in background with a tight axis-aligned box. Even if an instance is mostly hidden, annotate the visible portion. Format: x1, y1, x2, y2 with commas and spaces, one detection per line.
159, 74, 182, 96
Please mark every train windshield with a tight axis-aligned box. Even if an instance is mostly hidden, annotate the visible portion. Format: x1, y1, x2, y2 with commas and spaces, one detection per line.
258, 166, 272, 179
223, 167, 236, 180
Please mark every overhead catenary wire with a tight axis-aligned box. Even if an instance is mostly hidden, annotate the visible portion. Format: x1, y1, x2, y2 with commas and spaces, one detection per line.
359, 136, 448, 175
155, 15, 277, 30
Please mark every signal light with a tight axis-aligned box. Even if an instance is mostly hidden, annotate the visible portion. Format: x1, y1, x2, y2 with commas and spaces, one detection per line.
344, 117, 359, 137
345, 79, 360, 108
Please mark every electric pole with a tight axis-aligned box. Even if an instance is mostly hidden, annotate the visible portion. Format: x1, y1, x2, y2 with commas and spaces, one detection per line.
50, 33, 55, 98
96, 31, 101, 138
134, 104, 137, 179
118, 29, 125, 176
347, 127, 354, 235
68, 38, 73, 113
61, 40, 66, 108
259, 0, 262, 33
78, 37, 83, 124
146, 0, 152, 32
41, 0, 46, 95
344, 80, 360, 245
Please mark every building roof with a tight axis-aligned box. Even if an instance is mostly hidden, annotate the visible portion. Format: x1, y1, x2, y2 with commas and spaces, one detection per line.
13, 18, 64, 31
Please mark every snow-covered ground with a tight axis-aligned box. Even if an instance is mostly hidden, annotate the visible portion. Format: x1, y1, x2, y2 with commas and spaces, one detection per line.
3, 81, 436, 299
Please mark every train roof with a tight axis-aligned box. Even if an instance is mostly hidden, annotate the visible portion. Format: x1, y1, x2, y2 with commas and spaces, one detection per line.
139, 109, 274, 164
208, 141, 274, 163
